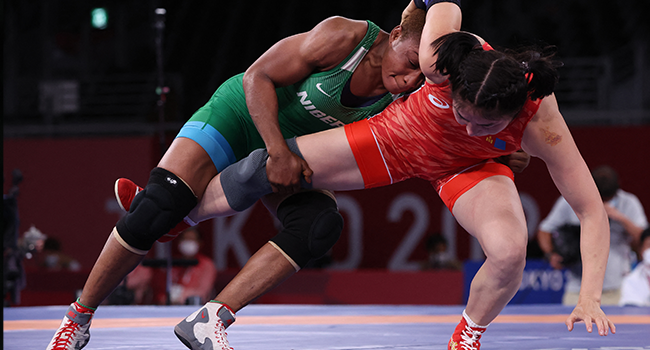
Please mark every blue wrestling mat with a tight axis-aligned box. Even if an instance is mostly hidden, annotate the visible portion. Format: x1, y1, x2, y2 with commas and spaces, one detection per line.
4, 304, 650, 349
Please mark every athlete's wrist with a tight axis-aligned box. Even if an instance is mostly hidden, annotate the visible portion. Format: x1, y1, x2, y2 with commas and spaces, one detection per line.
267, 146, 294, 160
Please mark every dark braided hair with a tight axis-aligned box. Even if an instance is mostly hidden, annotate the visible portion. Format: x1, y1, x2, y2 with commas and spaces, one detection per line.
432, 32, 562, 121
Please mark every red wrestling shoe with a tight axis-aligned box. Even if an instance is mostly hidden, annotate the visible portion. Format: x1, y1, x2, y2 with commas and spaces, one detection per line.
448, 311, 487, 350
114, 178, 142, 212
114, 177, 192, 242
157, 220, 192, 242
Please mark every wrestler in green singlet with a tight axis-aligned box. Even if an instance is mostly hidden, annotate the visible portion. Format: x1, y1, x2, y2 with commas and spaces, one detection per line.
176, 21, 398, 172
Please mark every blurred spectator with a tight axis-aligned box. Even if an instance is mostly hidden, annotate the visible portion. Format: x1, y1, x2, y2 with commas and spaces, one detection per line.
537, 165, 648, 305
619, 228, 650, 306
119, 227, 217, 305
39, 237, 81, 271
163, 227, 217, 305
421, 234, 462, 271
20, 225, 47, 258
121, 263, 154, 305
18, 226, 48, 272
4, 223, 46, 304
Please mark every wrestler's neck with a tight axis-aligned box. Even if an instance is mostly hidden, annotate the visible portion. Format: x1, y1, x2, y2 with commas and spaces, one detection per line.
352, 34, 388, 97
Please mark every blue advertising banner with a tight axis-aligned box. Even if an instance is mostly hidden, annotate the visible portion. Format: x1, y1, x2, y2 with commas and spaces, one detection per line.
463, 259, 567, 304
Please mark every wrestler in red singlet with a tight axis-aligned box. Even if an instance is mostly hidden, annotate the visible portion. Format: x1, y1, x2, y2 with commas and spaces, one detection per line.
344, 79, 542, 210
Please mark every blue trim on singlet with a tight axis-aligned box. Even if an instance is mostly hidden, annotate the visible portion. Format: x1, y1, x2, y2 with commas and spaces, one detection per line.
175, 121, 237, 172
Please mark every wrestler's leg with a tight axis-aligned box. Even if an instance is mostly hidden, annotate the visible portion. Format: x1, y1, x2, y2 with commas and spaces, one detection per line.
214, 242, 296, 311
79, 138, 217, 308
451, 175, 528, 325
188, 127, 363, 223
296, 127, 364, 190
213, 189, 340, 312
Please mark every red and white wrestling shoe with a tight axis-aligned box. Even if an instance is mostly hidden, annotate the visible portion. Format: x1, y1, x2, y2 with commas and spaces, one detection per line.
175, 301, 236, 350
114, 177, 192, 242
114, 178, 143, 212
46, 301, 95, 350
448, 310, 487, 350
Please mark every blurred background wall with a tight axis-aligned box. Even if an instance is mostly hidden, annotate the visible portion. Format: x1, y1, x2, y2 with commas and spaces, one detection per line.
4, 0, 649, 305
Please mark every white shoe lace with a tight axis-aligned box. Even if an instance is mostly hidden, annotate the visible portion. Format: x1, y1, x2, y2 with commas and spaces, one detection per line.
214, 320, 233, 350
459, 324, 482, 350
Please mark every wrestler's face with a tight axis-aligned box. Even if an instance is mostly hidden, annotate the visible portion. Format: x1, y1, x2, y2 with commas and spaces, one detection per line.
452, 101, 514, 137
382, 29, 424, 94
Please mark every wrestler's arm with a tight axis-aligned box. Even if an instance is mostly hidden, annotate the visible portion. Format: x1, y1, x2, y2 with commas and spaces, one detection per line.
521, 94, 615, 336
419, 2, 462, 84
189, 125, 364, 223
243, 17, 368, 193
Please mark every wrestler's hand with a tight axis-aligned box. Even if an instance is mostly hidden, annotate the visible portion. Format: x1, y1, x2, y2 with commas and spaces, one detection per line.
566, 298, 616, 336
266, 148, 313, 194
494, 149, 531, 173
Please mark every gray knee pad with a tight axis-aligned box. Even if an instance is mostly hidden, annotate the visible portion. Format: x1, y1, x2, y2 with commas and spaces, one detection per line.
270, 191, 343, 268
220, 137, 312, 212
116, 167, 197, 251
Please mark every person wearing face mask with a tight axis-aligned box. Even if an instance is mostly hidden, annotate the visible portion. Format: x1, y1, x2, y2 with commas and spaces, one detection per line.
162, 226, 217, 305
421, 234, 462, 270
619, 228, 650, 306
537, 165, 648, 306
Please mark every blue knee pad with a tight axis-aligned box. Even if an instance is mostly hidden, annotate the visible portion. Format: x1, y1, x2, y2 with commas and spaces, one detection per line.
270, 191, 343, 268
220, 137, 312, 211
116, 167, 197, 251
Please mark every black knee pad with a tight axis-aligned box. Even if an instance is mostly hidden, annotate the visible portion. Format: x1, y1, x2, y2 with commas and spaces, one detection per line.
270, 191, 343, 268
220, 137, 312, 212
116, 167, 198, 251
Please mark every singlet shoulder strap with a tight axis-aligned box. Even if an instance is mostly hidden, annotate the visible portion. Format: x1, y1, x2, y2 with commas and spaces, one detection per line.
338, 20, 381, 72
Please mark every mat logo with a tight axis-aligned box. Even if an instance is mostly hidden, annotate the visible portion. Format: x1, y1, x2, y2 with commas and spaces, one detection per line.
297, 91, 345, 127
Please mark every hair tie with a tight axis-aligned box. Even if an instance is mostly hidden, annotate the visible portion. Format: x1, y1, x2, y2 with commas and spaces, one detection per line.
482, 42, 494, 51
525, 72, 534, 84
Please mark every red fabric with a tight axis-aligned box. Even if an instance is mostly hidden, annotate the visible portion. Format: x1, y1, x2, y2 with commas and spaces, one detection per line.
344, 81, 540, 210
344, 119, 392, 188
436, 160, 514, 210
343, 81, 540, 210
368, 81, 539, 185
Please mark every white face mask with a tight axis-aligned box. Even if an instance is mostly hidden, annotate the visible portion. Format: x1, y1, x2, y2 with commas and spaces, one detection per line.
179, 240, 199, 257
642, 249, 650, 265
430, 251, 452, 265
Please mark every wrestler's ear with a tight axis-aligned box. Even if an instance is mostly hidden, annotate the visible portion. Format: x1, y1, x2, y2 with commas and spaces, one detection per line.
389, 25, 404, 43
